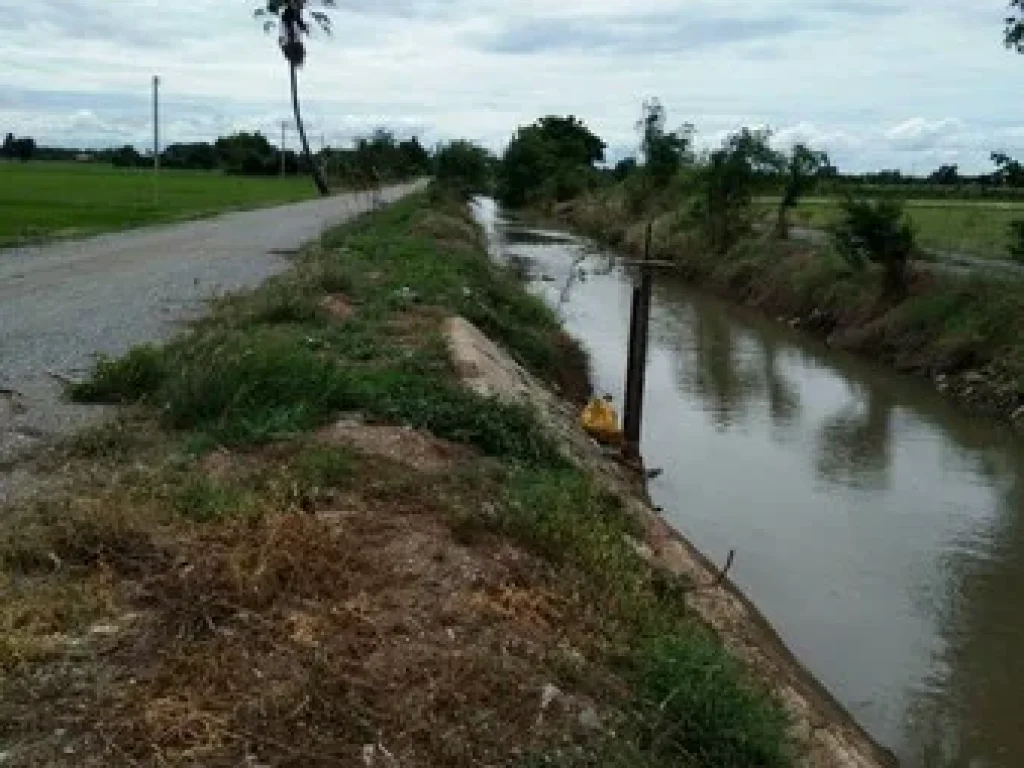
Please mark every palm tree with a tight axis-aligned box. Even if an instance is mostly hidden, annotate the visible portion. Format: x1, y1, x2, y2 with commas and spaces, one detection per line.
255, 0, 333, 196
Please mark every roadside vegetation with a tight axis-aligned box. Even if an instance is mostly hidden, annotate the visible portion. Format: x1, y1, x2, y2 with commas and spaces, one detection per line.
491, 100, 1024, 422
0, 188, 792, 766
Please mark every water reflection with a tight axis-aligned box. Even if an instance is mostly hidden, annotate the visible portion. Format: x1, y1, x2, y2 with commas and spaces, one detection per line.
481, 202, 1024, 766
815, 388, 895, 491
761, 336, 802, 427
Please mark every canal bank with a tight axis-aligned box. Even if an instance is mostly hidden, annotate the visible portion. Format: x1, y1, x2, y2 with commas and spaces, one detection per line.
2, 192, 878, 767
475, 198, 1024, 766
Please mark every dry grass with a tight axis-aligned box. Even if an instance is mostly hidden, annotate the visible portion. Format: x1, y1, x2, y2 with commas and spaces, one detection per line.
0, 446, 625, 767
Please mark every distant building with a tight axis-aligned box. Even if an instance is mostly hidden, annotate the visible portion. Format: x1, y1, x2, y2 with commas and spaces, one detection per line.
75, 153, 94, 163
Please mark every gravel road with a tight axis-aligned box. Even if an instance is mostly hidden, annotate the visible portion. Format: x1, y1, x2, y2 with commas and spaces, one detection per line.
0, 182, 422, 499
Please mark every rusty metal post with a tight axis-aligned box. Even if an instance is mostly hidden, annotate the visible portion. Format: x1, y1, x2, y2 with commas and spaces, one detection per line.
622, 221, 654, 461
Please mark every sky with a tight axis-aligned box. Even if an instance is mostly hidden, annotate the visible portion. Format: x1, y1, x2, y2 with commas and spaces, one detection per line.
1, 0, 1022, 173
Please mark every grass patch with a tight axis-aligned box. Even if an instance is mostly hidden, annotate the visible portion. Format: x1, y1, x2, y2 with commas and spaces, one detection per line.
495, 467, 790, 768
0, 161, 320, 246
628, 633, 791, 767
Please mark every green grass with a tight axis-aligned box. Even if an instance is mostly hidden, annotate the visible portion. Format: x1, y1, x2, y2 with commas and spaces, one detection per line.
498, 468, 790, 768
755, 196, 1024, 260
71, 193, 572, 465
0, 161, 319, 246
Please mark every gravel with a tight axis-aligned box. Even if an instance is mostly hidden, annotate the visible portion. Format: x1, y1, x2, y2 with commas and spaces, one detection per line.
0, 182, 423, 500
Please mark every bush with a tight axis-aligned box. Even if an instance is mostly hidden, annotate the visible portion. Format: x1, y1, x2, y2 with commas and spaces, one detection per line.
70, 345, 167, 404
832, 197, 916, 297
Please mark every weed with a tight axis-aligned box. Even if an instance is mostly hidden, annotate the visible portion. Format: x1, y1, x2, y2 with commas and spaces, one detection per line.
173, 475, 252, 522
629, 633, 791, 768
70, 344, 167, 404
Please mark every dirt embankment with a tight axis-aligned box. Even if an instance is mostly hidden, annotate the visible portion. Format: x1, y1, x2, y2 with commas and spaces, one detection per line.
446, 315, 895, 768
560, 197, 1024, 430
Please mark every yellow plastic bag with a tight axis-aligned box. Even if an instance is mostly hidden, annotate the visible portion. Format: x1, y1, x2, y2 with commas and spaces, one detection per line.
581, 397, 622, 445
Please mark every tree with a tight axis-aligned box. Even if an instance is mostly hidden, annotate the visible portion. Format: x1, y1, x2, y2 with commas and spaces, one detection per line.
928, 164, 960, 186
1007, 0, 1023, 51
216, 132, 278, 175
111, 145, 143, 168
2, 133, 13, 160
496, 115, 605, 207
636, 98, 695, 190
13, 137, 35, 162
612, 156, 637, 182
831, 198, 916, 297
397, 136, 431, 177
775, 144, 828, 238
434, 140, 492, 198
255, 1, 334, 196
992, 152, 1024, 187
693, 127, 780, 253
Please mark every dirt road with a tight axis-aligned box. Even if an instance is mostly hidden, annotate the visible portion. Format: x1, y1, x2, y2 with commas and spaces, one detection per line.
0, 182, 422, 497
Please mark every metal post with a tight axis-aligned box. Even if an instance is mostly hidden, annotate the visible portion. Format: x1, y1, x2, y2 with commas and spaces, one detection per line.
622, 220, 654, 461
152, 75, 160, 203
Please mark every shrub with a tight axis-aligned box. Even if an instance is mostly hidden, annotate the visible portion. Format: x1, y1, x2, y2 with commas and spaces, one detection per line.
832, 197, 916, 297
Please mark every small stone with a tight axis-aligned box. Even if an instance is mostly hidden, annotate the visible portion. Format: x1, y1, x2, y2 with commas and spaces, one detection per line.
1013, 406, 1024, 422
578, 707, 602, 731
539, 683, 561, 713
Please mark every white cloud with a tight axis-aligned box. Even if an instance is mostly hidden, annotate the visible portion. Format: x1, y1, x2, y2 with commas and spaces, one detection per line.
1, 0, 1022, 172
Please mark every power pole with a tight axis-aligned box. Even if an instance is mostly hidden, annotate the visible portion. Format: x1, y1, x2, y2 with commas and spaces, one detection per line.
152, 75, 160, 203
280, 120, 287, 177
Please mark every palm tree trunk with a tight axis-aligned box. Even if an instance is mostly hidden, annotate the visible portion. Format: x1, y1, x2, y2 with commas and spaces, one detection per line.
289, 62, 329, 196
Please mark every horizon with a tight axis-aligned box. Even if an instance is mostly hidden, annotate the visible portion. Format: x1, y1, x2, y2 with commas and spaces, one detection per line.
2, 0, 1022, 175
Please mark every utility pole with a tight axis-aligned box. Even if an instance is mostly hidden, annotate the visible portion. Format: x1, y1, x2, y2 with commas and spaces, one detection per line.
152, 75, 160, 203
280, 120, 287, 177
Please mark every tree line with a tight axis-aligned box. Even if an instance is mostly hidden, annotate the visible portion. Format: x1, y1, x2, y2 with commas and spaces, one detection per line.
475, 96, 1024, 297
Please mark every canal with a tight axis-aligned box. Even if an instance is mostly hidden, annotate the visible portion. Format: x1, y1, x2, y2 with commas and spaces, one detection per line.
475, 199, 1024, 767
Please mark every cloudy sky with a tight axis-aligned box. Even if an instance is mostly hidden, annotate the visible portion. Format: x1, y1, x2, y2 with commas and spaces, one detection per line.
2, 0, 1021, 172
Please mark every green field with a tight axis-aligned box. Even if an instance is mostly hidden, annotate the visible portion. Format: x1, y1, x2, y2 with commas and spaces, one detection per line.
756, 196, 1024, 260
0, 161, 320, 247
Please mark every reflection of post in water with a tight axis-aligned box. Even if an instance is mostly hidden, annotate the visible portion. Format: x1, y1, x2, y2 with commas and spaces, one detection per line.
815, 387, 894, 490
904, 452, 1024, 766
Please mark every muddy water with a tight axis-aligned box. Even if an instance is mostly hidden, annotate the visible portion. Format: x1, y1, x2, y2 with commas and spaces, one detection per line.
474, 199, 1024, 767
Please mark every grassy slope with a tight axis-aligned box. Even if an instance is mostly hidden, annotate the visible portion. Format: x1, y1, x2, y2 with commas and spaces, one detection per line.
0, 191, 790, 767
570, 187, 1024, 422
754, 196, 1024, 260
0, 161, 318, 246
